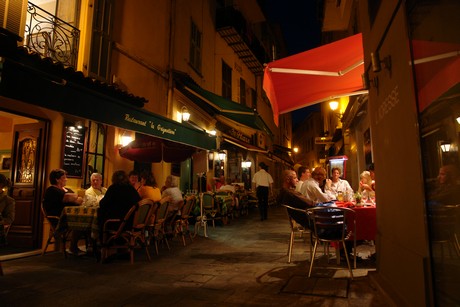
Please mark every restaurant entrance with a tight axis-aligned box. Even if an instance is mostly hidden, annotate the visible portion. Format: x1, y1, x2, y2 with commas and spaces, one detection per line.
0, 110, 48, 254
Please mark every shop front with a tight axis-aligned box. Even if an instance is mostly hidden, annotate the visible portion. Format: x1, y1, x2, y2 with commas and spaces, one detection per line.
0, 32, 216, 254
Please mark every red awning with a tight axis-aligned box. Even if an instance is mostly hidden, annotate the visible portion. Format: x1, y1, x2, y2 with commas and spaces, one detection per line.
119, 135, 198, 163
263, 33, 366, 125
411, 40, 460, 112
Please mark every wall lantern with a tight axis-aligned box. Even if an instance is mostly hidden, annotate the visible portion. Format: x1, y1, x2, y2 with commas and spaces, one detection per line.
208, 152, 214, 161
120, 130, 133, 147
293, 147, 299, 153
181, 106, 190, 122
440, 142, 452, 152
329, 100, 339, 111
456, 116, 460, 124
241, 160, 252, 168
218, 150, 226, 161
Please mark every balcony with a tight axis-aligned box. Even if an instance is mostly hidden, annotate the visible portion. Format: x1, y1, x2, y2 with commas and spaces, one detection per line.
24, 2, 80, 68
216, 7, 268, 75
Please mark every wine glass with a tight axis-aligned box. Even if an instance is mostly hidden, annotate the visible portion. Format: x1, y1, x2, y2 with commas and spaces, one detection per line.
361, 190, 369, 204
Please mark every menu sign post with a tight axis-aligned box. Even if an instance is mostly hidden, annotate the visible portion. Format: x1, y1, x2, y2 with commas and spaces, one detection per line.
63, 125, 85, 178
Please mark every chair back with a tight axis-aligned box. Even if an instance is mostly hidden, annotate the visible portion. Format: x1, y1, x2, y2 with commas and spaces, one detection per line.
282, 204, 310, 230
202, 192, 215, 210
181, 195, 196, 218
307, 207, 355, 241
132, 199, 155, 231
40, 202, 60, 231
154, 201, 170, 223
428, 204, 459, 242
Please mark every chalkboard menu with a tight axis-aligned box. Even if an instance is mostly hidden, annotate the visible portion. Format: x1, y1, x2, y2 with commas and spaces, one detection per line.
63, 125, 86, 177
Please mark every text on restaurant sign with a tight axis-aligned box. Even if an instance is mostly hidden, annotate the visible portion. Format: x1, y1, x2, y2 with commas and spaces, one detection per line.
124, 114, 176, 135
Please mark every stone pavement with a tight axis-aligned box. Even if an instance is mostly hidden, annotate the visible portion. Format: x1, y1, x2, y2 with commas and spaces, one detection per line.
0, 205, 390, 306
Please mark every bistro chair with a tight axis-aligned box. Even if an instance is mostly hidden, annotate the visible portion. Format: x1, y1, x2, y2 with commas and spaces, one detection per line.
428, 204, 460, 259
174, 195, 197, 246
282, 204, 312, 263
149, 201, 170, 255
101, 198, 155, 264
202, 192, 221, 228
306, 207, 356, 279
40, 202, 69, 257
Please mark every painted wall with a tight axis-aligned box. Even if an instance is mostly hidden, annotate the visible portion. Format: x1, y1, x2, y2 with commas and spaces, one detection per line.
359, 1, 430, 305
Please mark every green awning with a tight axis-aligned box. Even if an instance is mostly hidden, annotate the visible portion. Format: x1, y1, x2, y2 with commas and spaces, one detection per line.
176, 76, 273, 137
0, 57, 216, 150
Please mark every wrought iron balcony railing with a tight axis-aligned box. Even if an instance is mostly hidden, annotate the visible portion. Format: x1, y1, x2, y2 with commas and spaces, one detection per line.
24, 2, 80, 68
216, 7, 269, 75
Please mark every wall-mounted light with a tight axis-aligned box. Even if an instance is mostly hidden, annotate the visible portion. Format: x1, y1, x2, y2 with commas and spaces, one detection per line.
329, 100, 339, 111
241, 160, 252, 168
120, 130, 133, 147
440, 142, 452, 152
218, 150, 226, 161
208, 152, 214, 161
181, 106, 190, 122
293, 147, 299, 153
456, 116, 460, 124
208, 129, 216, 136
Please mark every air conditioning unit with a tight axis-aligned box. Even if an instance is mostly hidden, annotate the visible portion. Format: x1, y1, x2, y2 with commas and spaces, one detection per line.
1, 0, 27, 39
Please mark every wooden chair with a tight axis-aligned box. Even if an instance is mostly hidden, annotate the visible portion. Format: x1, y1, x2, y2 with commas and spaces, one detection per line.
282, 205, 312, 263
40, 203, 69, 257
101, 198, 156, 264
175, 195, 196, 246
306, 207, 356, 279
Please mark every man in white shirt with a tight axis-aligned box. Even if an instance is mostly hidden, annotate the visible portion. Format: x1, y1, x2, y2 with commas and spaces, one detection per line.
296, 166, 311, 192
325, 167, 353, 199
300, 167, 334, 205
252, 162, 273, 221
84, 173, 107, 207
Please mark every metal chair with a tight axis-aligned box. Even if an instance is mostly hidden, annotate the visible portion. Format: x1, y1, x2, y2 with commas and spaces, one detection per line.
282, 204, 312, 263
101, 198, 156, 264
428, 204, 460, 259
306, 207, 356, 279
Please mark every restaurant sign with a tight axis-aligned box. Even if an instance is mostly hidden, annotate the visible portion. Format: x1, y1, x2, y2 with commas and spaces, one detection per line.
226, 127, 252, 144
315, 136, 334, 145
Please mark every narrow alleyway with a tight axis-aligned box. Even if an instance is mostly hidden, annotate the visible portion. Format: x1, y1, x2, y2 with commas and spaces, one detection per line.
0, 205, 388, 306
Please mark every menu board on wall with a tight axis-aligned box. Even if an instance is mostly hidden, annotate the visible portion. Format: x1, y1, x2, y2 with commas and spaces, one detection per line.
63, 125, 85, 178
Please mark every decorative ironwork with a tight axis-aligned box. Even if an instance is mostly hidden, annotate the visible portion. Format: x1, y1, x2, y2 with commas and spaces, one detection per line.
25, 3, 80, 68
17, 138, 36, 184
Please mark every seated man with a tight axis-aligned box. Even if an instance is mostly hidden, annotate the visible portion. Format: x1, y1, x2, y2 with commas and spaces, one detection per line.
300, 167, 335, 205
84, 173, 107, 207
277, 169, 314, 228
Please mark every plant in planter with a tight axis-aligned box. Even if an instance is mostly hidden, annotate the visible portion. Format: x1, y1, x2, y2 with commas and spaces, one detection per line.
354, 192, 362, 204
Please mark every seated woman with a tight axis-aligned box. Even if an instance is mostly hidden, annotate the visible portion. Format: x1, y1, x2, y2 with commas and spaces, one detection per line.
161, 175, 183, 212
43, 169, 83, 222
138, 171, 161, 203
43, 169, 83, 254
98, 170, 141, 237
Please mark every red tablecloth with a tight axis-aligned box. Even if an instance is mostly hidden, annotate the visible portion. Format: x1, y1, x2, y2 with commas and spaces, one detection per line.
335, 202, 377, 241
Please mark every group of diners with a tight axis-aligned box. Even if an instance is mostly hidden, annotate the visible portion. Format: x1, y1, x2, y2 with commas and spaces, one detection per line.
42, 168, 184, 255
291, 164, 376, 207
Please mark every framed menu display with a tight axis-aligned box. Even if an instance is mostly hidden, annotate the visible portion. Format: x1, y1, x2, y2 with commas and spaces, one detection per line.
63, 124, 86, 178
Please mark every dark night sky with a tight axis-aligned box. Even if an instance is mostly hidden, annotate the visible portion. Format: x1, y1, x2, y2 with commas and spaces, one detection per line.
261, 0, 323, 127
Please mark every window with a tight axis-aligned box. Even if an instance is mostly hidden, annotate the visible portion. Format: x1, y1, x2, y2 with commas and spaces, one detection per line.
222, 60, 232, 100
250, 88, 257, 109
83, 122, 106, 188
189, 20, 202, 72
239, 78, 246, 105
89, 0, 114, 81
